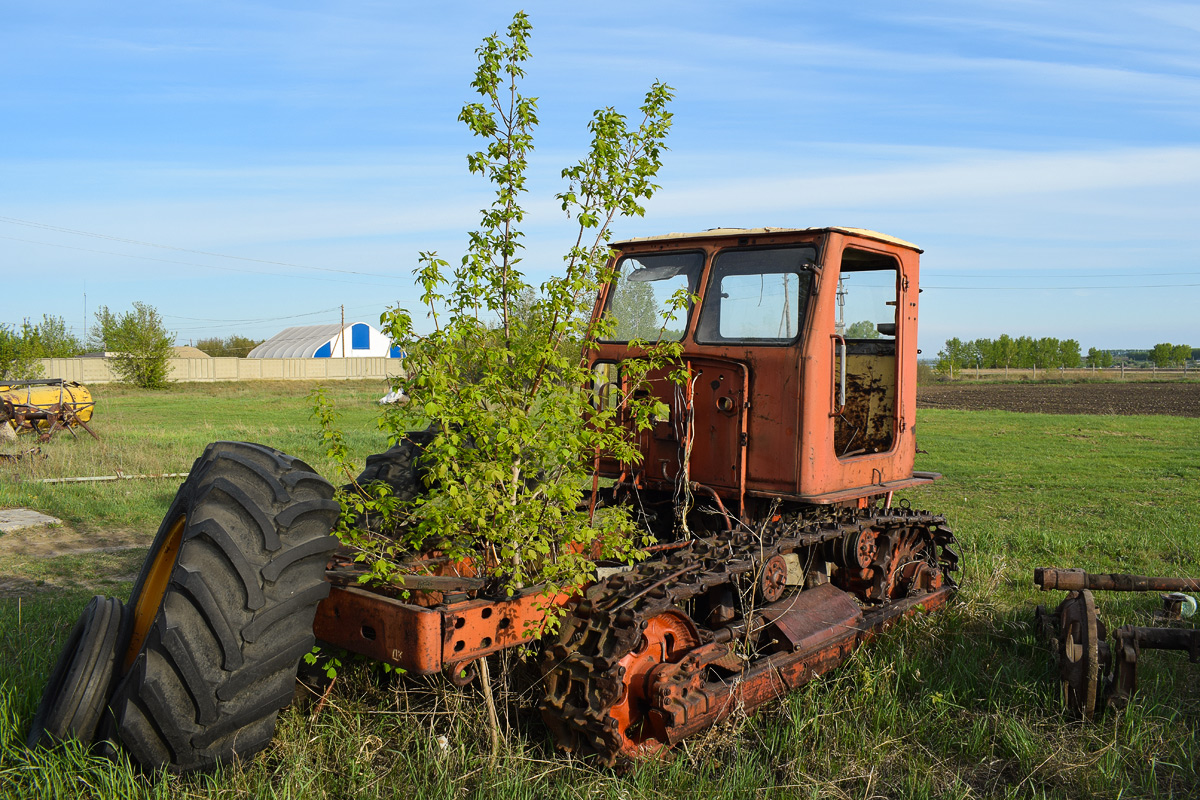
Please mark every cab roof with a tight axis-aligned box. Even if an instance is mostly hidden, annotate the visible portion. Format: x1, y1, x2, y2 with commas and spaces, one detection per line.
612, 226, 922, 253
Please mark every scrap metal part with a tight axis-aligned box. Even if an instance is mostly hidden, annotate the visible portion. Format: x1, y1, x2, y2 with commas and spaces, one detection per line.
0, 447, 42, 464
1108, 624, 1200, 709
1040, 590, 1110, 719
1035, 567, 1200, 594
1035, 567, 1200, 718
0, 380, 98, 442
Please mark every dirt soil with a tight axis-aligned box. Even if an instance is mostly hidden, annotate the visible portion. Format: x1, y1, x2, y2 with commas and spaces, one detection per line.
917, 382, 1200, 417
0, 524, 146, 596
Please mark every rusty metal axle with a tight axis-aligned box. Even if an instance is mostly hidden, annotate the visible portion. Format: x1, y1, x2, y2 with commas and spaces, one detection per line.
1034, 567, 1200, 594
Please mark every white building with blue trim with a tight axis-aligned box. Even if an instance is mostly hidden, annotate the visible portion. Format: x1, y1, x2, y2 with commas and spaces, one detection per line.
247, 322, 402, 359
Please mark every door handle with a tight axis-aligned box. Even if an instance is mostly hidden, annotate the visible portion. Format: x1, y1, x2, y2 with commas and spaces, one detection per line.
831, 333, 846, 414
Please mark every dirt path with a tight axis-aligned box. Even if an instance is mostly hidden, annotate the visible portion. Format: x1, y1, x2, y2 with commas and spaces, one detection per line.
917, 382, 1200, 417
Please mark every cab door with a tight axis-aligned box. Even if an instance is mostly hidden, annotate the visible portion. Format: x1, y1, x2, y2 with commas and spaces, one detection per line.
797, 233, 921, 500
690, 245, 818, 499
682, 357, 747, 492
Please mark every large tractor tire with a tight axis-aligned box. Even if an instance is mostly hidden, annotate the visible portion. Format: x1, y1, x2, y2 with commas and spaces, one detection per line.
26, 595, 125, 749
107, 441, 339, 773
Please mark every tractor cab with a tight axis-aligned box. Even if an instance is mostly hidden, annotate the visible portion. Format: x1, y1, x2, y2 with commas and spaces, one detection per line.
588, 227, 939, 521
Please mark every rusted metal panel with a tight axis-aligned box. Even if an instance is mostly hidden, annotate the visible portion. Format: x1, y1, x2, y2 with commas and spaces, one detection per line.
789, 471, 941, 505
681, 358, 745, 492
758, 581, 863, 652
659, 585, 954, 744
313, 585, 444, 675
442, 590, 568, 664
314, 582, 569, 675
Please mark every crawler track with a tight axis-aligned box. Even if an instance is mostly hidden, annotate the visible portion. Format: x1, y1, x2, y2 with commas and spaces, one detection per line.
539, 508, 957, 766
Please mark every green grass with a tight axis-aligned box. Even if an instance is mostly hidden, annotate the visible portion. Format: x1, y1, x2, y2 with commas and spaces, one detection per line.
0, 380, 390, 533
906, 410, 1200, 585
0, 380, 391, 596
2, 392, 1199, 798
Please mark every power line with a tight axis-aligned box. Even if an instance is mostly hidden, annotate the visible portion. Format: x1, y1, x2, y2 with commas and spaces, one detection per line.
165, 303, 391, 334
0, 215, 402, 279
925, 269, 1200, 279
162, 307, 340, 323
0, 234, 405, 289
924, 282, 1200, 290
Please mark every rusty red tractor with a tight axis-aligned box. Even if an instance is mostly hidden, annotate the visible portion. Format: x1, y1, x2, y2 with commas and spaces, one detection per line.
29, 226, 957, 771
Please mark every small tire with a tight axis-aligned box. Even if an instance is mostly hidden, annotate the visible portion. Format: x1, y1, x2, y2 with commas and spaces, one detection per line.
343, 429, 435, 535
26, 595, 125, 749
108, 441, 340, 773
350, 428, 435, 503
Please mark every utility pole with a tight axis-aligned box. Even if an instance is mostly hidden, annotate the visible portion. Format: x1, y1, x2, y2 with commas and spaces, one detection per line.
341, 305, 346, 358
835, 278, 846, 335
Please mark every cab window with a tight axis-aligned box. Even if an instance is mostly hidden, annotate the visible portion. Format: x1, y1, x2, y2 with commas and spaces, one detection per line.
695, 246, 817, 344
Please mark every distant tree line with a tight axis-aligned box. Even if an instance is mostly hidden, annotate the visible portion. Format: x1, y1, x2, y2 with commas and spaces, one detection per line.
1135, 343, 1194, 368
937, 335, 1193, 377
1, 304, 178, 388
1079, 346, 1195, 368
195, 335, 263, 357
0, 314, 85, 380
937, 335, 1082, 376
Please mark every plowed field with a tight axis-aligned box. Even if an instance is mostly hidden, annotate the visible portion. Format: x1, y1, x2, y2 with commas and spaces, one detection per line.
917, 381, 1200, 416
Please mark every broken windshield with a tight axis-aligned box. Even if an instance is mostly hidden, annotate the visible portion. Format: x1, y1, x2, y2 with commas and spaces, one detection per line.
599, 251, 705, 342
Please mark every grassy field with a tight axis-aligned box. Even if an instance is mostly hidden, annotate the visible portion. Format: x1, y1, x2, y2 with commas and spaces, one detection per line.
1, 382, 1199, 798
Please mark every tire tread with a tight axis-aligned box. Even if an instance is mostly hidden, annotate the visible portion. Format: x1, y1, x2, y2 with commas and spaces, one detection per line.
108, 440, 339, 773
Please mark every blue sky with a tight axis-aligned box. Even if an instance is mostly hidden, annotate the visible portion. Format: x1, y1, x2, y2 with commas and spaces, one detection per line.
3, 1, 1198, 354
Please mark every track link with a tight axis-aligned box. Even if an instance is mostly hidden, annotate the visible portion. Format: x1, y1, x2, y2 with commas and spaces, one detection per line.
539, 508, 956, 766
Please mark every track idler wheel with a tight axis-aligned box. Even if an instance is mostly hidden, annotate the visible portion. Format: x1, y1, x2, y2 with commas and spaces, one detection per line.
609, 610, 701, 760
757, 554, 789, 604
833, 518, 956, 603
882, 527, 945, 599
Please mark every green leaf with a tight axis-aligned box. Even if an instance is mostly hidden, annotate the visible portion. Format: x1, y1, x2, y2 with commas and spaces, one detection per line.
324, 11, 675, 617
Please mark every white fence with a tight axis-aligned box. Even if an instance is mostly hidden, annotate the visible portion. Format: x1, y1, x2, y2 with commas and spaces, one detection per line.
37, 357, 401, 384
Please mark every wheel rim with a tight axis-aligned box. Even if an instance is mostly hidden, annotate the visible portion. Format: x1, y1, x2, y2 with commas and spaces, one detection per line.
610, 610, 700, 758
1057, 589, 1106, 719
123, 515, 185, 672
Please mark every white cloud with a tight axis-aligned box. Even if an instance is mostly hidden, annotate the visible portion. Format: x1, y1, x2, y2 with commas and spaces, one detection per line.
650, 145, 1200, 216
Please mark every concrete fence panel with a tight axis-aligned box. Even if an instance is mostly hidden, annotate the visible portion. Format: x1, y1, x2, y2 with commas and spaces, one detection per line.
36, 357, 403, 384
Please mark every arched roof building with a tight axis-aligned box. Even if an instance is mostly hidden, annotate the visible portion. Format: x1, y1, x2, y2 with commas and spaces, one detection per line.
248, 323, 401, 359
